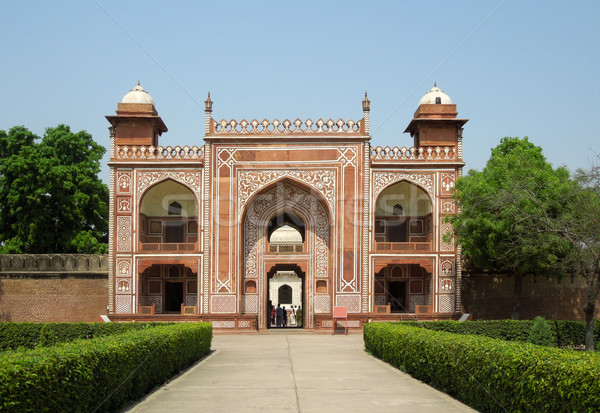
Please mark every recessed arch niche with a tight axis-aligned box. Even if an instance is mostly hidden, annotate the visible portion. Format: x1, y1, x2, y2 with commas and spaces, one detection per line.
374, 181, 432, 245
139, 179, 198, 248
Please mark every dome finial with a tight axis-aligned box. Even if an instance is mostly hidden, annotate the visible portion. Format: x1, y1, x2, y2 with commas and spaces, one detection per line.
362, 90, 370, 112
122, 82, 155, 105
419, 85, 452, 105
205, 91, 213, 113
434, 81, 437, 87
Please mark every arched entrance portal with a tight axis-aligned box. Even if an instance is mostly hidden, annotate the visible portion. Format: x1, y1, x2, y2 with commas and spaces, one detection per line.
266, 264, 305, 328
241, 180, 331, 330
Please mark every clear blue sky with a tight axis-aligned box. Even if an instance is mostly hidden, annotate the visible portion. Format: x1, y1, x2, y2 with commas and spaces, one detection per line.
1, 1, 599, 183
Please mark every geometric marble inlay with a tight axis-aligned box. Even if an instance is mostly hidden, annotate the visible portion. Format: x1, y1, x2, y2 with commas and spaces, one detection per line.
335, 295, 361, 313
211, 295, 237, 313
409, 295, 427, 312
115, 295, 132, 314
314, 295, 331, 313
212, 320, 236, 328
439, 294, 455, 313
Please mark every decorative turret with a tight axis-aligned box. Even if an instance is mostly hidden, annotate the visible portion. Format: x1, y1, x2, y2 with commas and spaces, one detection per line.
404, 84, 467, 151
204, 92, 213, 135
362, 91, 370, 134
106, 82, 168, 149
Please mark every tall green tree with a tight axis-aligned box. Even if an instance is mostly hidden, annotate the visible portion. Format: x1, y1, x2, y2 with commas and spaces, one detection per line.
0, 125, 108, 253
510, 161, 600, 350
449, 137, 572, 320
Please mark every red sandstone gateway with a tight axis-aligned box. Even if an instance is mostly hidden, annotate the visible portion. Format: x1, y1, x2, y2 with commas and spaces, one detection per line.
105, 84, 467, 331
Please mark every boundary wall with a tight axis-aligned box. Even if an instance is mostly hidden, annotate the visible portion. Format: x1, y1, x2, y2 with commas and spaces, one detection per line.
461, 270, 600, 320
0, 254, 108, 322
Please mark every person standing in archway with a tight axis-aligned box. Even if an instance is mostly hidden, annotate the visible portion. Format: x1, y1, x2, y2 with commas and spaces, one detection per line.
296, 305, 302, 327
291, 305, 296, 326
276, 304, 283, 327
282, 306, 287, 327
268, 300, 274, 327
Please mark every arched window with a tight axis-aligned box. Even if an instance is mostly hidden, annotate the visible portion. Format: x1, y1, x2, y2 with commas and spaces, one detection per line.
168, 201, 182, 216
393, 203, 404, 216
278, 284, 292, 304
169, 265, 180, 278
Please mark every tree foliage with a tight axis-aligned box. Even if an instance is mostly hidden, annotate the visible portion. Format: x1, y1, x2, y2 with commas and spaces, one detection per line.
0, 125, 108, 253
450, 137, 572, 318
452, 137, 571, 275
451, 136, 600, 350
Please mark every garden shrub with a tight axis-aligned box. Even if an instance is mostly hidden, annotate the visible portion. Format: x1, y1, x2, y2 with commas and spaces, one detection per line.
0, 322, 44, 351
553, 320, 586, 347
415, 319, 533, 342
527, 316, 555, 347
0, 322, 212, 412
0, 322, 172, 350
364, 322, 600, 412
402, 319, 600, 348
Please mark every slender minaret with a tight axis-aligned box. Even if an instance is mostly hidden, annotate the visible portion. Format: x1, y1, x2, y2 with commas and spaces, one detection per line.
362, 91, 370, 135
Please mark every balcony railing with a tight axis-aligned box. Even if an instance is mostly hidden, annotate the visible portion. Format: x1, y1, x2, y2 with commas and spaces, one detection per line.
374, 242, 431, 252
139, 242, 198, 253
269, 243, 303, 254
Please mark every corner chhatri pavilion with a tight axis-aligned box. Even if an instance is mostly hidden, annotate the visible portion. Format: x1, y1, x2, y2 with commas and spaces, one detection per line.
106, 83, 468, 331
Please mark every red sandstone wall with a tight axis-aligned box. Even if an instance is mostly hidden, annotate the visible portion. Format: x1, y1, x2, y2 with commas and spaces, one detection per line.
0, 278, 108, 322
461, 272, 600, 321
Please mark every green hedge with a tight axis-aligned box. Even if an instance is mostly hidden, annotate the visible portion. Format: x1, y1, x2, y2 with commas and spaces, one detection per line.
403, 319, 595, 348
0, 322, 44, 351
0, 322, 173, 350
0, 322, 212, 412
364, 322, 600, 412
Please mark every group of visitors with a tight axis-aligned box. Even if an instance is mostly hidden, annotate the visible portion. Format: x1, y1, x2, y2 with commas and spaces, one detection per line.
269, 302, 302, 328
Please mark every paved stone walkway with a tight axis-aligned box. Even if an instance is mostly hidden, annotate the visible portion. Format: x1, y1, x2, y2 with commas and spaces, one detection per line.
126, 332, 476, 412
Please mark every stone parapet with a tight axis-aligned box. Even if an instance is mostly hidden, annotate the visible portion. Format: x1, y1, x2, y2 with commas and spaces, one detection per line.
114, 145, 204, 160
0, 254, 108, 278
371, 145, 458, 162
212, 118, 364, 135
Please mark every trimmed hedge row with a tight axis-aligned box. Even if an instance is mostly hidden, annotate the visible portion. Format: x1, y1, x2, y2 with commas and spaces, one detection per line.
403, 319, 593, 348
0, 322, 173, 350
0, 322, 212, 412
364, 322, 600, 412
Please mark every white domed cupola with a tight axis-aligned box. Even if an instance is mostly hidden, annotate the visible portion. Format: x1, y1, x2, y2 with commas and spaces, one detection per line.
404, 83, 468, 150
106, 81, 167, 148
418, 83, 452, 105
122, 81, 155, 105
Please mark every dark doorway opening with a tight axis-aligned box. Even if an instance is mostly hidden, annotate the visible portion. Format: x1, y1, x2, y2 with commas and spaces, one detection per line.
388, 281, 407, 312
165, 281, 183, 312
388, 220, 408, 242
165, 221, 184, 243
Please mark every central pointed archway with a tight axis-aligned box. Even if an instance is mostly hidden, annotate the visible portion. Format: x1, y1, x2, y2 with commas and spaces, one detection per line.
241, 179, 331, 330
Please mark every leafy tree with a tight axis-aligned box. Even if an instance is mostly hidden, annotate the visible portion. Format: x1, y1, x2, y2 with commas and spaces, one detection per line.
513, 161, 600, 351
0, 125, 108, 253
449, 137, 572, 320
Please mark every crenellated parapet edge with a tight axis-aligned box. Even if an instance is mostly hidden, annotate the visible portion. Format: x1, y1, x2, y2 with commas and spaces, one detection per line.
0, 254, 108, 275
114, 145, 204, 160
210, 117, 365, 135
371, 145, 459, 162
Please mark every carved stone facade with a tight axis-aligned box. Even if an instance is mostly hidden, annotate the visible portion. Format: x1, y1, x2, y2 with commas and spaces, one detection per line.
106, 84, 467, 329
